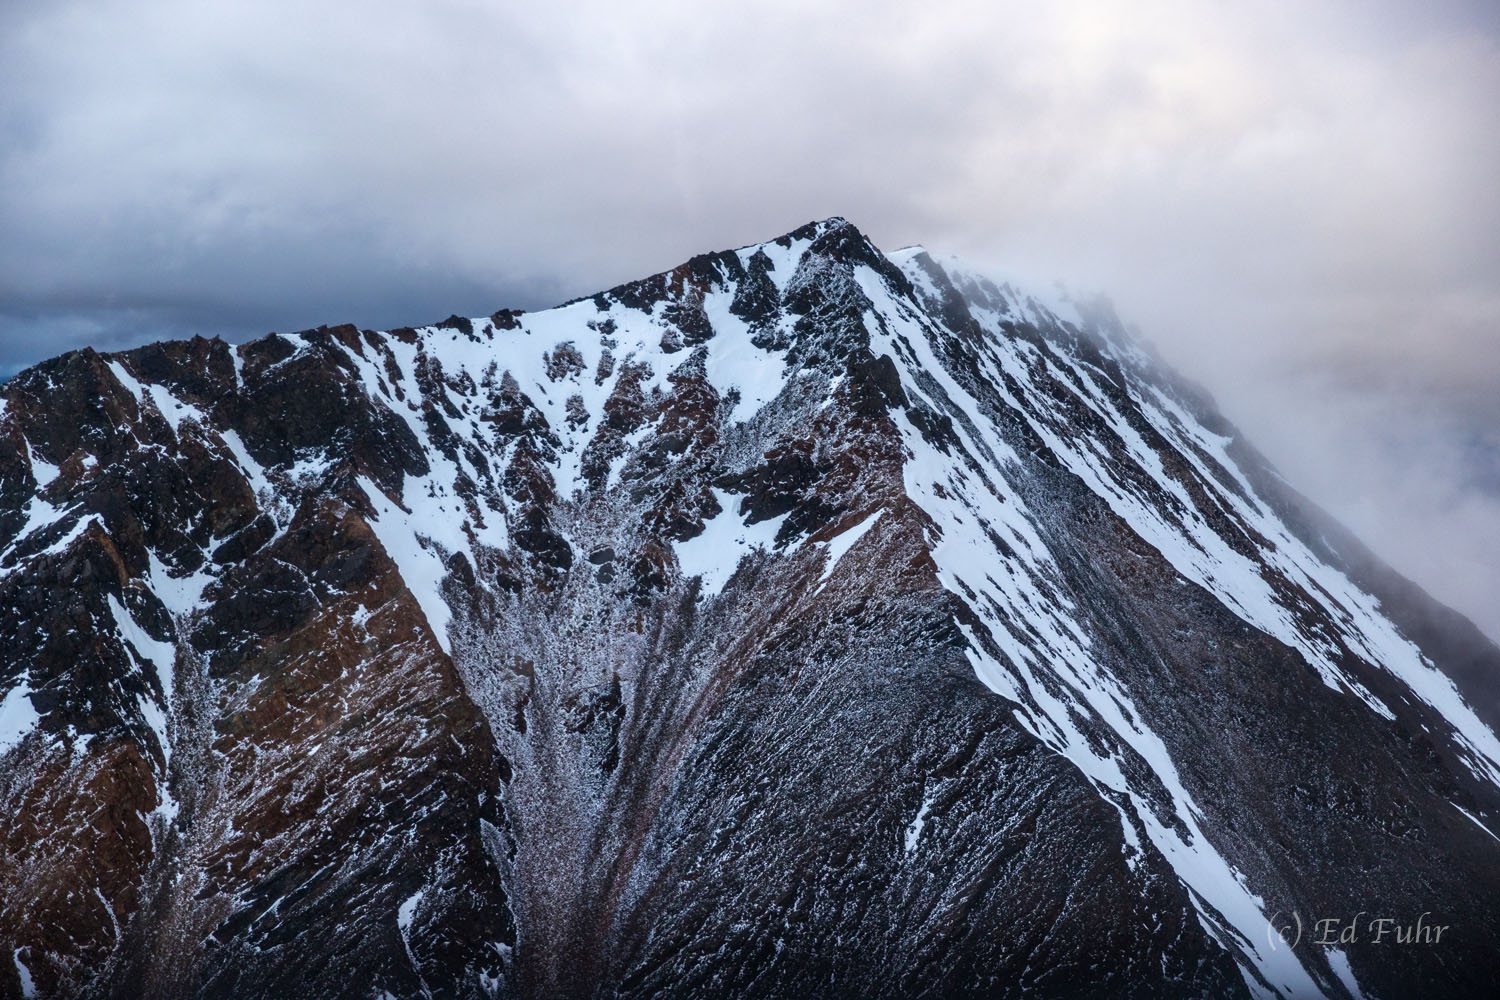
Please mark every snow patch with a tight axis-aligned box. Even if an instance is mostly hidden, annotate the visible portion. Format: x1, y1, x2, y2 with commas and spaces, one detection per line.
700, 288, 788, 422
144, 382, 205, 436
25, 441, 59, 488
673, 488, 790, 597
1, 496, 68, 564
397, 890, 423, 932
148, 551, 213, 618
13, 949, 35, 999
106, 359, 146, 399
106, 595, 176, 775
744, 234, 810, 294
37, 515, 97, 557
218, 429, 274, 503
904, 784, 935, 853
1453, 803, 1500, 845
0, 684, 40, 755
358, 476, 456, 655
1325, 948, 1365, 1000
815, 509, 884, 586
396, 889, 431, 997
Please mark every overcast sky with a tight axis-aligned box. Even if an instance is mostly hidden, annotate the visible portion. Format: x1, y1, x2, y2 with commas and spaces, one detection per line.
3, 0, 1497, 641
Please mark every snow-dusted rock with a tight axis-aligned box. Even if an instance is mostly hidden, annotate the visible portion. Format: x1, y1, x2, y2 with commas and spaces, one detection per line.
2, 219, 1498, 999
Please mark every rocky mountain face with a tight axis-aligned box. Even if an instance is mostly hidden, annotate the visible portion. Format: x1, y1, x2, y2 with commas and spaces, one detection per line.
2, 218, 1499, 999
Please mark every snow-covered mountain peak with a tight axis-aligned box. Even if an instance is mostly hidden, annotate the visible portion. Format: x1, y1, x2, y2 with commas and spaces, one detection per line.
2, 219, 1499, 999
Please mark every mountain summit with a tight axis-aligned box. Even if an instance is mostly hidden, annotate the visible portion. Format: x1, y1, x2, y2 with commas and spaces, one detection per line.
3, 218, 1498, 999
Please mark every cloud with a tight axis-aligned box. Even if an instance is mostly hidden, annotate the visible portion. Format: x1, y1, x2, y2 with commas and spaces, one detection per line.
2, 0, 1497, 639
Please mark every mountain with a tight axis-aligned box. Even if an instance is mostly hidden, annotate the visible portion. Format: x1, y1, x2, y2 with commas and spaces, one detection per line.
2, 218, 1498, 1000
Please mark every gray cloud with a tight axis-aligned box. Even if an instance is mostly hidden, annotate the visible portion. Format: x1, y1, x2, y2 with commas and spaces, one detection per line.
3, 0, 1497, 640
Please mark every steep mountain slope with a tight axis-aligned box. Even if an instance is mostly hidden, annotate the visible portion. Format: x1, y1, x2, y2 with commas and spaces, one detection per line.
2, 219, 1498, 999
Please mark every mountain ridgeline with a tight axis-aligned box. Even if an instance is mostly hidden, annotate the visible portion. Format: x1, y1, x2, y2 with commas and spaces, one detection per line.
2, 219, 1499, 999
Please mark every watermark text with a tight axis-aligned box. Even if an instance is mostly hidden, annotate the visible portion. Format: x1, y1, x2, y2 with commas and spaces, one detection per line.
1267, 911, 1449, 951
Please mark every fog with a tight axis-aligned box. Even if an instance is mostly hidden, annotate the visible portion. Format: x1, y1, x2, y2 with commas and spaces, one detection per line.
3, 0, 1496, 639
